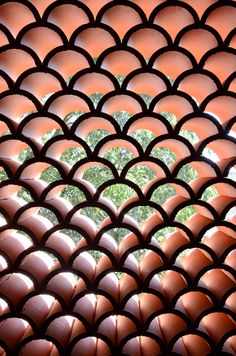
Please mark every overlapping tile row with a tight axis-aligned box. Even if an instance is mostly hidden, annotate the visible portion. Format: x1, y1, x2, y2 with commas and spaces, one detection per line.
0, 1, 235, 355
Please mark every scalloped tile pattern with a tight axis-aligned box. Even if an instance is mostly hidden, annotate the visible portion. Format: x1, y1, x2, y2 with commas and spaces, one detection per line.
0, 1, 235, 355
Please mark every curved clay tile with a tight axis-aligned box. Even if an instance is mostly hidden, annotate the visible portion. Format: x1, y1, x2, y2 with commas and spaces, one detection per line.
148, 313, 187, 344
152, 5, 195, 41
202, 229, 236, 257
0, 254, 8, 272
72, 252, 96, 282
203, 138, 235, 161
0, 30, 10, 47
0, 1, 235, 353
0, 49, 36, 81
185, 213, 214, 236
199, 269, 236, 300
0, 196, 28, 220
99, 314, 137, 345
203, 51, 236, 83
122, 336, 161, 356
228, 32, 236, 49
139, 251, 163, 280
73, 293, 113, 324
227, 75, 236, 92
131, 0, 165, 17
176, 291, 213, 322
177, 116, 219, 141
198, 312, 236, 343
46, 94, 91, 119
46, 49, 91, 79
177, 73, 218, 104
0, 93, 36, 123
100, 93, 144, 115
127, 116, 168, 135
0, 297, 10, 316
203, 95, 236, 125
121, 274, 140, 301
126, 72, 168, 97
20, 116, 64, 145
100, 49, 143, 76
97, 272, 119, 302
70, 337, 110, 356
74, 117, 116, 138
19, 340, 60, 356
46, 272, 86, 304
0, 229, 32, 263
19, 250, 60, 284
181, 0, 217, 17
160, 270, 188, 302
0, 139, 32, 162
98, 5, 143, 38
162, 194, 190, 217
205, 5, 236, 40
45, 231, 76, 262
152, 138, 191, 160
20, 26, 64, 62
125, 293, 164, 322
46, 315, 86, 348
225, 250, 236, 270
70, 213, 97, 239
178, 28, 219, 62
73, 72, 116, 95
17, 215, 54, 241
0, 273, 34, 306
126, 27, 169, 58
0, 2, 35, 37
46, 4, 90, 39
222, 336, 236, 355
178, 248, 213, 279
28, 0, 55, 17
0, 119, 10, 135
0, 318, 33, 351
21, 293, 62, 328
161, 229, 190, 260
98, 139, 139, 159
152, 94, 195, 120
187, 161, 217, 179
20, 161, 60, 181
44, 139, 87, 162
172, 334, 211, 356
18, 71, 63, 101
79, 0, 111, 18
225, 291, 236, 314
74, 27, 117, 57
151, 50, 193, 80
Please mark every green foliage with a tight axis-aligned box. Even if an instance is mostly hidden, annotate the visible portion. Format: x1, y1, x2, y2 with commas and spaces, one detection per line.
113, 111, 132, 128
151, 184, 176, 205
104, 147, 133, 172
0, 170, 8, 181
151, 147, 176, 165
40, 166, 61, 183
18, 147, 34, 162
61, 186, 85, 206
126, 165, 156, 188
177, 165, 198, 183
60, 147, 86, 165
83, 165, 113, 188
86, 129, 109, 149
103, 183, 136, 208
131, 129, 155, 149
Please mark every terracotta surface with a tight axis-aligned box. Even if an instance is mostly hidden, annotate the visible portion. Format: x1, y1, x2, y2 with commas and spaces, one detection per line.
0, 1, 235, 354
